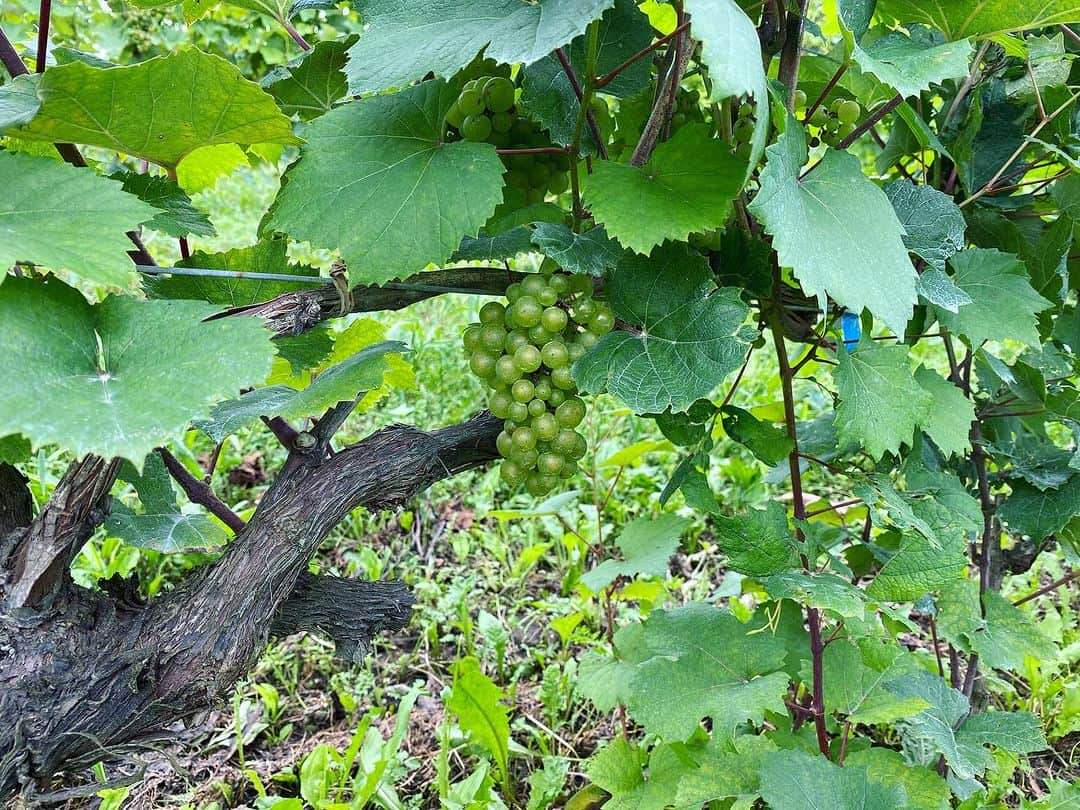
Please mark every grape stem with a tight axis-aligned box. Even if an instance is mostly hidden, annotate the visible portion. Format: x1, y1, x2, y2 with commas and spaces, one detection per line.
280, 17, 312, 51
594, 19, 692, 89
35, 0, 51, 73
555, 47, 609, 161
495, 146, 569, 156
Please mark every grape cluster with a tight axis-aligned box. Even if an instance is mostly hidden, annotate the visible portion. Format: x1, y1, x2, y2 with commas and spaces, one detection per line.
731, 101, 757, 162
803, 96, 862, 148
669, 88, 705, 133
445, 74, 571, 211
462, 273, 614, 495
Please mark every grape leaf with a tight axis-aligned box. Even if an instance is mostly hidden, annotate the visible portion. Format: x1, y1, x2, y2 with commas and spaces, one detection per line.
583, 124, 743, 254
572, 243, 755, 414
0, 152, 160, 286
0, 434, 31, 465
144, 240, 320, 306
624, 603, 789, 739
344, 0, 613, 94
0, 75, 41, 129
749, 120, 917, 335
174, 144, 250, 194
834, 341, 933, 459
106, 454, 230, 552
521, 0, 652, 147
266, 79, 505, 286
711, 502, 801, 578
113, 171, 216, 239
867, 531, 968, 601
453, 227, 534, 262
915, 366, 974, 457
999, 476, 1080, 539
673, 734, 776, 807
1, 48, 299, 167
529, 222, 622, 276
955, 711, 1047, 754
884, 179, 966, 274
937, 581, 1050, 671
577, 621, 651, 713
193, 341, 404, 441
875, 0, 1080, 39
721, 405, 793, 466
760, 749, 906, 810
683, 0, 770, 177
935, 249, 1052, 348
0, 276, 274, 462
917, 269, 973, 313
816, 641, 930, 724
580, 513, 688, 591
261, 36, 353, 121
587, 739, 693, 810
852, 27, 973, 98
843, 748, 950, 810
447, 657, 510, 787
763, 570, 868, 618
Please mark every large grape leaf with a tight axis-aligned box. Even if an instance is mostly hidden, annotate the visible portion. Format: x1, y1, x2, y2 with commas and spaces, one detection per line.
624, 603, 790, 739
520, 0, 653, 147
0, 152, 160, 286
261, 36, 353, 121
815, 641, 930, 724
344, 0, 613, 94
0, 277, 275, 462
834, 341, 932, 459
935, 249, 1052, 348
582, 124, 743, 254
763, 571, 868, 618
106, 454, 230, 552
683, 0, 770, 178
711, 502, 801, 578
875, 0, 1080, 39
673, 735, 776, 808
266, 79, 505, 286
867, 531, 967, 600
760, 750, 906, 810
937, 581, 1050, 671
572, 243, 755, 414
749, 121, 917, 335
852, 28, 973, 98
1, 48, 299, 168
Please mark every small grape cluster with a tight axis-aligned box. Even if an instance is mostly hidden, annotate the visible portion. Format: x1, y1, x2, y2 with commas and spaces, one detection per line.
669, 88, 705, 133
462, 273, 614, 495
803, 96, 862, 148
445, 74, 571, 210
730, 101, 757, 162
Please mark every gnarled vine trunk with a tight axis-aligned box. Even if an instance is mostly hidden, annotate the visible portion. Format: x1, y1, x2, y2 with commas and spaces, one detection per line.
0, 413, 501, 801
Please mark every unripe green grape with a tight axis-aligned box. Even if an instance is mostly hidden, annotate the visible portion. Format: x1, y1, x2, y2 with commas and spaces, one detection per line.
569, 431, 588, 460
479, 300, 506, 324
738, 102, 754, 118
458, 89, 485, 116
553, 428, 578, 455
837, 121, 857, 140
505, 329, 530, 353
462, 324, 483, 352
548, 274, 569, 294
505, 282, 523, 302
507, 401, 529, 423
511, 378, 535, 403
547, 389, 566, 407
540, 306, 568, 333
503, 419, 517, 433
576, 331, 599, 350
483, 76, 515, 112
496, 430, 514, 457
793, 89, 807, 109
571, 298, 597, 323
541, 340, 569, 369
515, 343, 542, 372
547, 171, 570, 195
837, 99, 860, 124
491, 111, 514, 133
510, 446, 539, 468
461, 114, 492, 142
559, 461, 578, 479
810, 105, 828, 127
521, 275, 549, 297
489, 390, 513, 418
551, 365, 575, 390
537, 287, 558, 306
567, 342, 586, 362
528, 324, 555, 344
512, 426, 537, 452
525, 473, 550, 496
528, 398, 547, 417
588, 309, 615, 335
500, 459, 526, 485
509, 296, 542, 328
533, 412, 559, 441
556, 397, 586, 428
480, 324, 506, 353
445, 102, 466, 130
469, 351, 496, 378
495, 355, 520, 384
537, 451, 564, 477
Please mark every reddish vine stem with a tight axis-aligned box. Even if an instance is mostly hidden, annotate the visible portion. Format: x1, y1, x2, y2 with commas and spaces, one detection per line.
281, 17, 311, 51
1013, 567, 1079, 606
804, 61, 847, 122
35, 0, 51, 73
929, 617, 945, 678
837, 94, 903, 150
769, 293, 830, 757
157, 447, 246, 534
595, 19, 692, 89
261, 415, 300, 448
553, 47, 609, 160
661, 1, 685, 142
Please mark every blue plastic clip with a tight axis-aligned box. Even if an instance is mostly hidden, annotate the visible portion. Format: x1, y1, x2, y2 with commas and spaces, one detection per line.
841, 311, 861, 353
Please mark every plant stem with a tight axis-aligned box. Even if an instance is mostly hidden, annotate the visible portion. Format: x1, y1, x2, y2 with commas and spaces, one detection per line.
35, 0, 51, 73
629, 27, 693, 166
837, 94, 902, 150
776, 0, 809, 109
495, 146, 569, 156
661, 1, 685, 142
1013, 567, 1079, 606
595, 20, 692, 88
769, 290, 830, 757
281, 17, 311, 51
157, 447, 246, 534
804, 61, 847, 122
554, 46, 608, 160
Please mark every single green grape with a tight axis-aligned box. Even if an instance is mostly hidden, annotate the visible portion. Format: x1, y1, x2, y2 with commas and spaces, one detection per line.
571, 298, 597, 323
533, 378, 553, 401
576, 331, 599, 350
458, 88, 485, 117
462, 324, 483, 352
479, 324, 506, 353
511, 378, 535, 403
837, 99, 861, 124
547, 389, 566, 407
528, 324, 555, 344
479, 300, 505, 324
553, 428, 578, 455
537, 287, 558, 307
445, 102, 466, 130
541, 340, 569, 369
505, 282, 523, 302
507, 401, 529, 423
556, 397, 586, 428
512, 426, 537, 452
810, 105, 828, 127
533, 412, 560, 441
548, 274, 569, 295
793, 89, 807, 110
521, 275, 549, 297
551, 366, 575, 390
589, 308, 615, 335
469, 351, 496, 378
509, 296, 543, 328
496, 430, 514, 458
837, 121, 857, 140
483, 76, 515, 113
569, 432, 588, 460
489, 390, 513, 418
491, 111, 514, 133
500, 459, 526, 485
527, 398, 547, 418
537, 451, 564, 477
541, 306, 569, 333
505, 329, 530, 353
495, 355, 520, 384
514, 344, 542, 373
